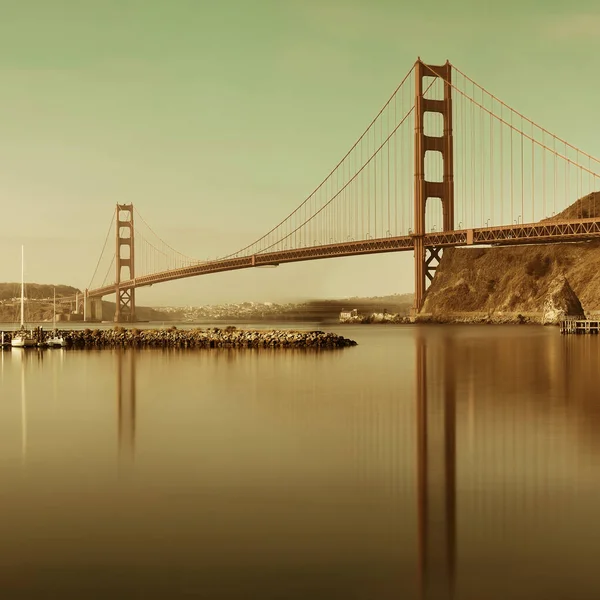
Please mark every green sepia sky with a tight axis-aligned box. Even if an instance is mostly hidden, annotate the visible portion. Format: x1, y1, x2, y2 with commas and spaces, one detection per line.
0, 0, 599, 305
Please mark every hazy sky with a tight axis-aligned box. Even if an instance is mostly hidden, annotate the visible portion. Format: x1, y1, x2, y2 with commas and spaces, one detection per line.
1, 0, 599, 305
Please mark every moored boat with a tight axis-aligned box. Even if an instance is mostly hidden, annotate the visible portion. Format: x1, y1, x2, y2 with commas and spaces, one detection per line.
11, 246, 35, 349
47, 289, 66, 347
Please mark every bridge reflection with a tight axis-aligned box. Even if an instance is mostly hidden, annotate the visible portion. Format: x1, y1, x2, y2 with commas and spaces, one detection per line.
116, 349, 136, 463
416, 333, 456, 600
414, 329, 600, 599
105, 335, 600, 599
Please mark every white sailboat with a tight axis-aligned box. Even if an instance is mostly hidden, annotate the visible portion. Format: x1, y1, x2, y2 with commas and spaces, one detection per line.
11, 246, 36, 348
47, 288, 66, 347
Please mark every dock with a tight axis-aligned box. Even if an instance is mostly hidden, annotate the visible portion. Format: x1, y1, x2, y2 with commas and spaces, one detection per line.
560, 319, 600, 334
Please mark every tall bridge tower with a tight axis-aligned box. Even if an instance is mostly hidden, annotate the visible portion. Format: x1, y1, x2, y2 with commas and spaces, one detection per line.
115, 203, 136, 322
413, 59, 454, 313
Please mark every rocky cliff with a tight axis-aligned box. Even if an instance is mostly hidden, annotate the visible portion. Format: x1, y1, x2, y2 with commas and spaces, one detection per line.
421, 241, 600, 323
420, 192, 600, 323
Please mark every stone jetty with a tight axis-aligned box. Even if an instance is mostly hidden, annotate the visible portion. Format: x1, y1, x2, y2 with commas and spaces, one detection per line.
1, 327, 357, 350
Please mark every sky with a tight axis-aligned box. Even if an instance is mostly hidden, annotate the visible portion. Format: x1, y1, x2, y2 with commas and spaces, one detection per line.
0, 0, 599, 306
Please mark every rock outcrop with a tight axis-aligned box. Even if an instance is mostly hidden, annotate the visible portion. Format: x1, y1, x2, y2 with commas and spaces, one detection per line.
1, 327, 357, 349
420, 240, 600, 323
542, 276, 584, 325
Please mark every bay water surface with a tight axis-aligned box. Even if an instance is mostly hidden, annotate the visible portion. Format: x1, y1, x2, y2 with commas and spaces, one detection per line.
1, 324, 599, 599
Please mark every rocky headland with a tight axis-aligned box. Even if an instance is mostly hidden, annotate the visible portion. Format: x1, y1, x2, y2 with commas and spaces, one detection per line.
418, 194, 600, 325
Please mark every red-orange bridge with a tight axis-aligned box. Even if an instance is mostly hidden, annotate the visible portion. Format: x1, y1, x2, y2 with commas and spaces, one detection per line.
76, 59, 600, 322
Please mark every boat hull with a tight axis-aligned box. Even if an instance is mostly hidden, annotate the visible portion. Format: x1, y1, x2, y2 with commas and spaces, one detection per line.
11, 337, 36, 348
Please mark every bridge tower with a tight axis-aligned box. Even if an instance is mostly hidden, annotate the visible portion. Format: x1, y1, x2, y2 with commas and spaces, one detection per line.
114, 203, 136, 322
413, 59, 454, 313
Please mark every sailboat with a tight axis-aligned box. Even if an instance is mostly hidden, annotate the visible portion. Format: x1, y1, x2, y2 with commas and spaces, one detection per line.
47, 288, 66, 347
11, 246, 36, 348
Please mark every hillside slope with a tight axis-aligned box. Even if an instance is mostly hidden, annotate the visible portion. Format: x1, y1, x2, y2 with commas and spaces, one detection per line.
0, 282, 79, 301
547, 191, 600, 221
422, 241, 600, 320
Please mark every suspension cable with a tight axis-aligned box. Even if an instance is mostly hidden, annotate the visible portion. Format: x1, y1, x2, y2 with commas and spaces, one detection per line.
220, 64, 418, 259
88, 215, 115, 289
133, 207, 198, 264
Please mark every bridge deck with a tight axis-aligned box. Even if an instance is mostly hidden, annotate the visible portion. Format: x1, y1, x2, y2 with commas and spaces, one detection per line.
82, 217, 600, 299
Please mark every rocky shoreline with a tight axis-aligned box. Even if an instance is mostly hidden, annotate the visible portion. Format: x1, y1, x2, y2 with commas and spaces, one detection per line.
1, 327, 357, 349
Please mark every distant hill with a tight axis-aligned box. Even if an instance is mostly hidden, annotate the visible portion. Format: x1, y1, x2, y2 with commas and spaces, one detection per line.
0, 281, 415, 324
0, 283, 80, 301
99, 300, 176, 323
151, 293, 415, 323
0, 283, 80, 323
293, 294, 414, 319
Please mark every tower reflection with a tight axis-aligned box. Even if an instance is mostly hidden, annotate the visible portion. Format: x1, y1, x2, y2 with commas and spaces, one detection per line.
19, 349, 28, 465
416, 333, 456, 600
116, 349, 136, 462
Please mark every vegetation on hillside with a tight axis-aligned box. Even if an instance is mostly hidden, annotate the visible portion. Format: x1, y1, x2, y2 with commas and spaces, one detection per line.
0, 283, 80, 323
422, 193, 600, 319
547, 192, 600, 221
0, 283, 79, 301
422, 241, 600, 316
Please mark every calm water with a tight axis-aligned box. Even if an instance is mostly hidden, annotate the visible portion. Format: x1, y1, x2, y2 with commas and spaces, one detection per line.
1, 324, 599, 599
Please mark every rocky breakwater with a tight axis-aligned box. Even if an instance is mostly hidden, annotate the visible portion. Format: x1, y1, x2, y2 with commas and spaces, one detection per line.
37, 327, 358, 349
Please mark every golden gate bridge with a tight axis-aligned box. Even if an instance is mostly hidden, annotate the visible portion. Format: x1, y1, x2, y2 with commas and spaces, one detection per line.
75, 58, 600, 322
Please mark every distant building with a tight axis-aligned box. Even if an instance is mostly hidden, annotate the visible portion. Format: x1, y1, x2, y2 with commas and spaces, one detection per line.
339, 308, 359, 321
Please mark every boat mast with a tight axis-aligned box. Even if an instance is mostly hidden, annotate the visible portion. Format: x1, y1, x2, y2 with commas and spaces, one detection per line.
20, 245, 24, 329
53, 288, 56, 331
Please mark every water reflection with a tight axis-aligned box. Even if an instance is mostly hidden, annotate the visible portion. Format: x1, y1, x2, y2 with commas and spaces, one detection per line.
116, 350, 136, 463
417, 328, 600, 600
20, 350, 27, 464
1, 329, 600, 599
10, 348, 66, 465
416, 333, 456, 599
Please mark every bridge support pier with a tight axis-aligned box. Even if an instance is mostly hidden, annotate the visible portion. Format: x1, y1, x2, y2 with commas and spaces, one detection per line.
425, 247, 442, 287
83, 296, 103, 322
76, 292, 103, 322
413, 59, 454, 313
114, 204, 136, 323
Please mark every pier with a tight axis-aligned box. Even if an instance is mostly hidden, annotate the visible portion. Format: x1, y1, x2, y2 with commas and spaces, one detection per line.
560, 319, 600, 334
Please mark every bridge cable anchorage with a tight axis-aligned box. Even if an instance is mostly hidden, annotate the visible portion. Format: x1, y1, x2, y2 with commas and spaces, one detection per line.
88, 214, 115, 290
